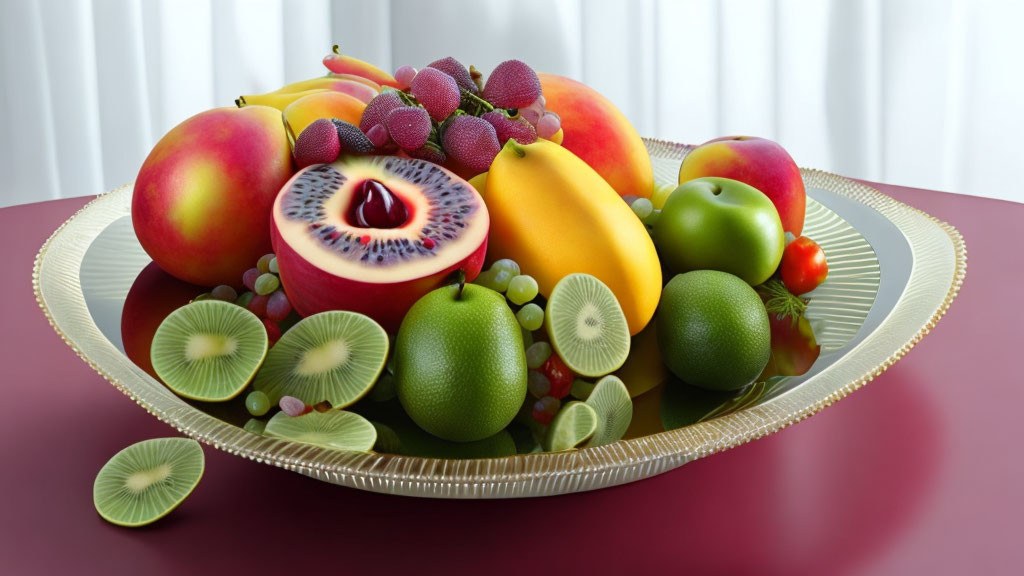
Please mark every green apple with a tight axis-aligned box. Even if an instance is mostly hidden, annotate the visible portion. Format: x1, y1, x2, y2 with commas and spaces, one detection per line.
395, 283, 527, 442
654, 177, 784, 285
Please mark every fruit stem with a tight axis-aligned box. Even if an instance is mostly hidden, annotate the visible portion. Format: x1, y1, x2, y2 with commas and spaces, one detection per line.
235, 96, 246, 108
461, 89, 494, 113
332, 44, 341, 55
504, 139, 527, 158
758, 278, 807, 326
454, 269, 467, 300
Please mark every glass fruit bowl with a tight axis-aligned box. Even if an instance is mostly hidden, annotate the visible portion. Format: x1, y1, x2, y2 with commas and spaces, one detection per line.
33, 139, 965, 498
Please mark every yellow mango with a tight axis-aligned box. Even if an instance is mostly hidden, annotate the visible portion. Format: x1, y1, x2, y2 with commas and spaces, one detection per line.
485, 140, 661, 334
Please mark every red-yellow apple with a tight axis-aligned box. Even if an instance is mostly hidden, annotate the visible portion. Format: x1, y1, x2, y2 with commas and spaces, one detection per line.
132, 106, 293, 287
678, 136, 806, 235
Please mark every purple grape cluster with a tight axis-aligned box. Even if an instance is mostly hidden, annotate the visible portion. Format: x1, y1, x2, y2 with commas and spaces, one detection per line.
291, 56, 561, 175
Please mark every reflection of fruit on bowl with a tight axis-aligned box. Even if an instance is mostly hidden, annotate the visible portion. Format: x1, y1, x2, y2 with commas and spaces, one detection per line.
760, 314, 822, 379
122, 42, 836, 478
121, 262, 202, 378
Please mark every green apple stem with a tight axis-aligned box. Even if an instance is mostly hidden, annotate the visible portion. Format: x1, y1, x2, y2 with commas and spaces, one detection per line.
454, 269, 467, 300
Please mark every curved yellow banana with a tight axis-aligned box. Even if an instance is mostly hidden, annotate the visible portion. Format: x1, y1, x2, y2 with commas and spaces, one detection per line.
236, 89, 328, 111
271, 74, 382, 94
485, 139, 661, 334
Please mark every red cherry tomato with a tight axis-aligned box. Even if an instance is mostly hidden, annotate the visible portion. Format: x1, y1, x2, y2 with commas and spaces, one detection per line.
781, 236, 828, 295
540, 354, 575, 399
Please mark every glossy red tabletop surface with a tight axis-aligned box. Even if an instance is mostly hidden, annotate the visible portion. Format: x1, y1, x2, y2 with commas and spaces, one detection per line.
2, 182, 1019, 575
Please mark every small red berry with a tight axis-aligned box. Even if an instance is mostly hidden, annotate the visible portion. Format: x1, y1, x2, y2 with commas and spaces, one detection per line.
263, 318, 281, 346
541, 354, 575, 399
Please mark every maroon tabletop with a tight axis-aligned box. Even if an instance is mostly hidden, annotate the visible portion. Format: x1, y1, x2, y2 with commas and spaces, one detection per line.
1, 182, 1018, 575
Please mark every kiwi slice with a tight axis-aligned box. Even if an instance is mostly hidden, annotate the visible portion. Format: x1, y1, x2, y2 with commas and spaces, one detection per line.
253, 311, 388, 408
545, 401, 598, 452
264, 410, 377, 451
93, 437, 204, 527
545, 274, 630, 377
151, 300, 268, 401
584, 375, 634, 447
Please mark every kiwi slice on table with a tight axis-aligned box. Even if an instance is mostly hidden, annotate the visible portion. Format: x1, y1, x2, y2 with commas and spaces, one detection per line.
151, 300, 268, 401
584, 375, 633, 447
253, 311, 388, 408
545, 274, 631, 377
93, 437, 204, 527
545, 401, 598, 452
264, 410, 377, 452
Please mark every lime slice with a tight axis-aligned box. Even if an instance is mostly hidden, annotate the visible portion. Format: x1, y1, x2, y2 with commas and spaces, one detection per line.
584, 375, 633, 447
264, 410, 377, 451
544, 401, 598, 452
545, 274, 630, 377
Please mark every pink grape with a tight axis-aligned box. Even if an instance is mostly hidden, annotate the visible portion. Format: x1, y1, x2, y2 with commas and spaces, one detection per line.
427, 56, 477, 93
365, 124, 389, 148
359, 91, 405, 132
537, 111, 561, 139
394, 65, 417, 89
442, 115, 500, 173
385, 106, 432, 151
279, 396, 306, 417
520, 107, 542, 126
242, 268, 260, 291
483, 59, 541, 108
410, 68, 460, 121
481, 110, 537, 145
521, 96, 546, 125
266, 291, 292, 322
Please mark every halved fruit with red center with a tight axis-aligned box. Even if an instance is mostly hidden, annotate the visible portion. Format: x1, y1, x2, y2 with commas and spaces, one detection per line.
271, 156, 489, 331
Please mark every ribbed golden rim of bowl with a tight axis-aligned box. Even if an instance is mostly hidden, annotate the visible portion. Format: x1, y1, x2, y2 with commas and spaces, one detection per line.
33, 140, 966, 499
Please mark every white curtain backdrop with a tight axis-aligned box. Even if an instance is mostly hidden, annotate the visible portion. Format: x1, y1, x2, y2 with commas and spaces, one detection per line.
2, 0, 1022, 208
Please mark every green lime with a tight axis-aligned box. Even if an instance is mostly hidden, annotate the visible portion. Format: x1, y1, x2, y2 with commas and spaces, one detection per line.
544, 401, 597, 452
395, 284, 527, 442
657, 270, 770, 391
